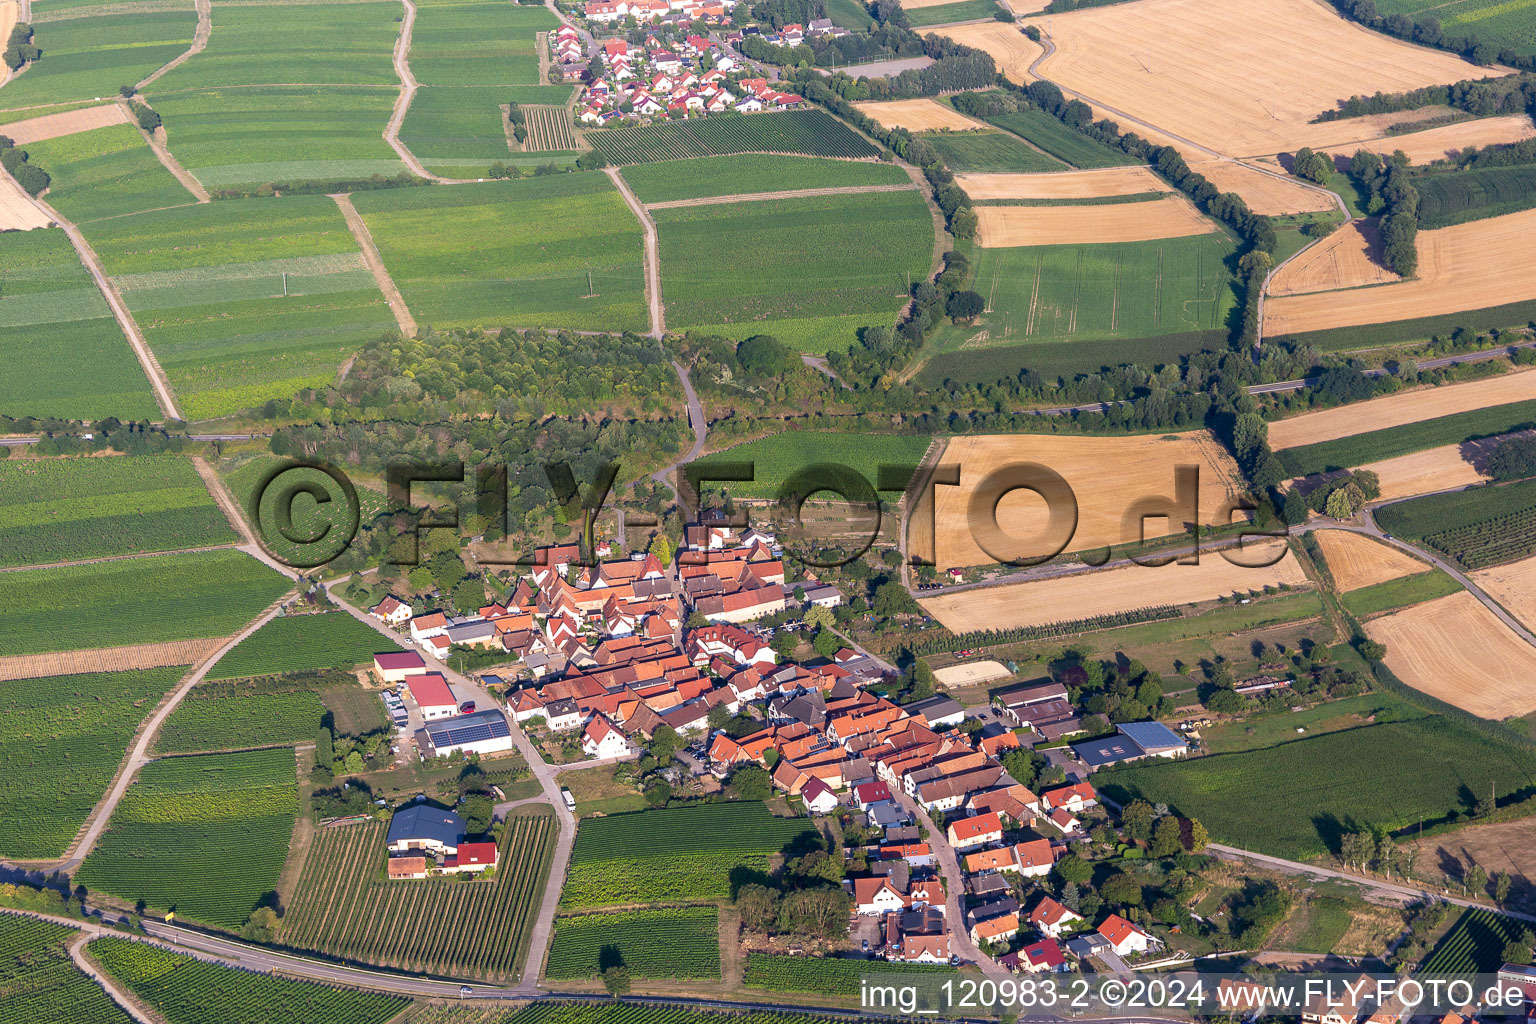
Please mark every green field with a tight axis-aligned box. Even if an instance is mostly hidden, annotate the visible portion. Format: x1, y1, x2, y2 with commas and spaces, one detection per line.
546, 907, 721, 979
0, 667, 186, 860
207, 611, 397, 680
921, 130, 1066, 173
1200, 692, 1426, 754
1376, 476, 1536, 568
0, 550, 291, 656
77, 747, 299, 929
223, 456, 392, 568
0, 228, 159, 421
1101, 716, 1536, 860
902, 0, 1002, 25
0, 917, 135, 1024
0, 455, 235, 568
584, 110, 879, 164
744, 953, 956, 995
826, 0, 876, 29
156, 678, 329, 754
0, 7, 197, 110
1416, 164, 1536, 228
400, 86, 528, 164
655, 190, 933, 353
1373, 0, 1536, 56
985, 109, 1141, 169
88, 937, 409, 1024
20, 123, 198, 223
1276, 399, 1536, 476
1341, 570, 1463, 617
353, 173, 648, 331
1420, 907, 1528, 972
562, 802, 816, 908
917, 327, 1232, 383
83, 195, 394, 419
621, 153, 910, 204
694, 430, 933, 500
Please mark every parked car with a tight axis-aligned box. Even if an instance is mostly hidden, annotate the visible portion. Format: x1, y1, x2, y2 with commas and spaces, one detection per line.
458, 700, 476, 714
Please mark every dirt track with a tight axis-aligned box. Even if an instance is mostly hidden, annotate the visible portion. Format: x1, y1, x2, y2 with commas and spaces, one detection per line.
1312, 528, 1429, 592
644, 182, 917, 210
135, 108, 211, 202
136, 0, 209, 90
1269, 368, 1536, 449
606, 166, 663, 338
1367, 590, 1536, 718
332, 192, 417, 336
974, 193, 1215, 245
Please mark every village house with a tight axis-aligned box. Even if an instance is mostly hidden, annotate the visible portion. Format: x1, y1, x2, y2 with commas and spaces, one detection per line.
1028, 895, 1084, 937
582, 714, 635, 758
971, 910, 1020, 947
946, 812, 1003, 851
386, 806, 464, 857
370, 595, 412, 627
853, 876, 908, 916
1098, 913, 1158, 956
406, 672, 459, 721
441, 841, 499, 874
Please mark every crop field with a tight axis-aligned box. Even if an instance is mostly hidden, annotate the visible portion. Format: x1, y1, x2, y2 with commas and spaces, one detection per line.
1374, 0, 1536, 57
0, 228, 158, 421
1276, 399, 1536, 477
956, 167, 1168, 200
1355, 443, 1491, 501
583, 110, 878, 164
975, 195, 1216, 246
562, 802, 815, 909
83, 195, 394, 419
654, 190, 933, 354
983, 108, 1140, 169
353, 173, 647, 332
1380, 477, 1536, 559
1311, 530, 1430, 592
902, 0, 1002, 26
0, 102, 129, 144
1417, 163, 1536, 229
921, 130, 1066, 173
0, 666, 185, 860
224, 456, 392, 568
19, 124, 197, 224
1267, 220, 1398, 297
920, 22, 1041, 85
1356, 114, 1536, 164
1421, 907, 1527, 972
88, 937, 409, 1024
401, 86, 525, 163
1102, 716, 1536, 860
622, 154, 909, 204
0, 550, 290, 657
1189, 160, 1337, 216
208, 611, 397, 680
930, 233, 1240, 354
155, 675, 329, 754
694, 430, 933, 500
0, 455, 234, 568
1471, 554, 1536, 631
409, 0, 555, 86
0, 8, 196, 110
282, 810, 555, 979
0, 917, 135, 1024
853, 98, 988, 132
1270, 371, 1536, 449
546, 907, 721, 980
743, 954, 956, 996
1368, 591, 1536, 717
1339, 568, 1462, 619
77, 747, 299, 929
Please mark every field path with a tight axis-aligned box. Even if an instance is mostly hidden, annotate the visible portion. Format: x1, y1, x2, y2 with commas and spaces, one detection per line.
642, 182, 918, 210
69, 932, 165, 1024
135, 0, 210, 90
125, 104, 211, 202
648, 360, 707, 501
605, 166, 663, 338
331, 192, 417, 336
383, 0, 470, 184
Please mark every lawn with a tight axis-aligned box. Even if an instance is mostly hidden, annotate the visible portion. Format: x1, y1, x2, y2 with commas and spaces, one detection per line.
0, 917, 135, 1024
1101, 716, 1536, 860
0, 454, 235, 568
584, 110, 878, 164
1275, 399, 1536, 475
1274, 896, 1354, 954
654, 189, 933, 353
1199, 692, 1426, 754
0, 228, 159, 421
83, 195, 394, 419
546, 907, 721, 979
0, 9, 196, 109
352, 173, 648, 332
620, 153, 910, 204
76, 747, 299, 929
0, 550, 291, 656
920, 130, 1066, 173
1340, 570, 1463, 617
903, 0, 1002, 26
985, 109, 1141, 169
0, 667, 187, 860
20, 123, 198, 223
207, 611, 398, 680
693, 430, 933, 500
1374, 0, 1536, 56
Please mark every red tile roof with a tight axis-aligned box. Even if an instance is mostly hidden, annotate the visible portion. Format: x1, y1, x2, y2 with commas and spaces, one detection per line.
406, 672, 455, 708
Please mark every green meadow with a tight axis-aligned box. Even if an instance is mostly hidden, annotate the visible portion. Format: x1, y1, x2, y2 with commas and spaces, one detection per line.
620, 154, 911, 204
0, 6, 196, 109
21, 123, 197, 222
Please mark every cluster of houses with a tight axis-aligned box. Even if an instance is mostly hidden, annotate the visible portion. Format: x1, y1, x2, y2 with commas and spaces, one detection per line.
582, 0, 733, 27
751, 19, 849, 47
576, 33, 804, 123
383, 804, 499, 880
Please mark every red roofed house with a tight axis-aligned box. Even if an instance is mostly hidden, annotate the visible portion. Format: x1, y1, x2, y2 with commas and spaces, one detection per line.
892, 931, 950, 963
801, 776, 839, 815
406, 672, 458, 720
582, 714, 634, 758
853, 876, 907, 916
946, 812, 1003, 851
374, 651, 426, 683
442, 841, 499, 874
1012, 837, 1055, 877
387, 856, 428, 880
1098, 913, 1157, 956
370, 595, 412, 627
971, 911, 1020, 946
1042, 780, 1097, 813
853, 780, 893, 810
1029, 895, 1083, 937
409, 611, 449, 642
1019, 936, 1067, 973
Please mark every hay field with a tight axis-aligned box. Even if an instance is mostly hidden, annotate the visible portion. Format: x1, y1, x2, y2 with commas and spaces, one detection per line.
1267, 208, 1536, 335
0, 172, 50, 230
1268, 369, 1536, 449
1348, 115, 1536, 165
1313, 530, 1430, 591
922, 21, 1042, 84
919, 540, 1308, 631
1366, 591, 1536, 718
1356, 444, 1488, 501
1268, 220, 1400, 296
1028, 0, 1498, 158
920, 432, 1247, 569
1188, 161, 1336, 215
956, 166, 1170, 199
2, 103, 130, 144
1471, 556, 1536, 634
853, 98, 988, 132
933, 660, 1011, 686
975, 194, 1215, 246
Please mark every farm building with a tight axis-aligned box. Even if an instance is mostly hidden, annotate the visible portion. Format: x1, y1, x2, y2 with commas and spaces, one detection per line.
387, 856, 428, 880
406, 672, 458, 721
1072, 722, 1186, 768
420, 710, 515, 758
386, 805, 464, 857
442, 841, 499, 874
904, 695, 965, 729
374, 651, 426, 682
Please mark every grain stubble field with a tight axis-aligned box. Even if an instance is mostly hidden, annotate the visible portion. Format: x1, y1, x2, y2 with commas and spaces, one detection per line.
956, 166, 1170, 199
853, 98, 989, 132
974, 194, 1216, 245
1367, 590, 1536, 718
1470, 555, 1536, 634
1268, 219, 1399, 296
1268, 370, 1536, 448
1313, 529, 1430, 591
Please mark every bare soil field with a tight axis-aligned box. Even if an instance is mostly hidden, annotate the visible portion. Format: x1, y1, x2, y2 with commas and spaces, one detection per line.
1401, 817, 1536, 914
921, 22, 1042, 84
1266, 208, 1536, 336
0, 638, 218, 682
0, 171, 51, 230
933, 659, 1011, 686
1189, 161, 1336, 216
956, 166, 1170, 200
974, 194, 1215, 246
1471, 555, 1536, 634
1027, 0, 1501, 158
919, 539, 1308, 631
1366, 591, 1536, 718
1343, 115, 1536, 166
3, 103, 131, 144
854, 98, 988, 133
1356, 444, 1488, 501
1268, 219, 1398, 296
1268, 368, 1536, 449
918, 432, 1248, 569
1312, 529, 1430, 591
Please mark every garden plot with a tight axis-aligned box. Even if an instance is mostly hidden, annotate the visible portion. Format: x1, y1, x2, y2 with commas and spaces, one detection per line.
974, 194, 1216, 245
1312, 530, 1430, 592
1366, 591, 1536, 718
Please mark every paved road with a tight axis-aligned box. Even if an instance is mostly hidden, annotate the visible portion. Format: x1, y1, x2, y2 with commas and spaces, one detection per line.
649, 359, 708, 500
606, 166, 665, 338
332, 192, 417, 336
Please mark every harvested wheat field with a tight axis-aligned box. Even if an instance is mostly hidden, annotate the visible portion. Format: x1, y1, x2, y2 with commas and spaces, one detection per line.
1268, 368, 1536, 449
956, 166, 1170, 200
1366, 591, 1536, 718
1356, 444, 1488, 501
1000, 0, 1048, 12
933, 659, 1012, 686
920, 540, 1308, 631
1189, 161, 1336, 216
0, 639, 216, 682
1029, 0, 1500, 158
854, 99, 988, 133
0, 171, 50, 230
1312, 529, 1429, 591
1266, 208, 1536, 336
0, 3, 15, 55
1471, 555, 1536, 634
922, 21, 1042, 84
1268, 219, 1399, 296
918, 432, 1247, 569
1345, 115, 1536, 166
975, 194, 1214, 246
2, 103, 131, 144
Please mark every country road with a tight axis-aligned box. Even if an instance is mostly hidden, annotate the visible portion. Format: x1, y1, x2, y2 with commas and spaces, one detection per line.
649, 359, 708, 499
607, 166, 665, 338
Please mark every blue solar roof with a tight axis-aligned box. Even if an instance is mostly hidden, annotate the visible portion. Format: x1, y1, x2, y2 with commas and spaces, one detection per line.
425, 709, 512, 747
